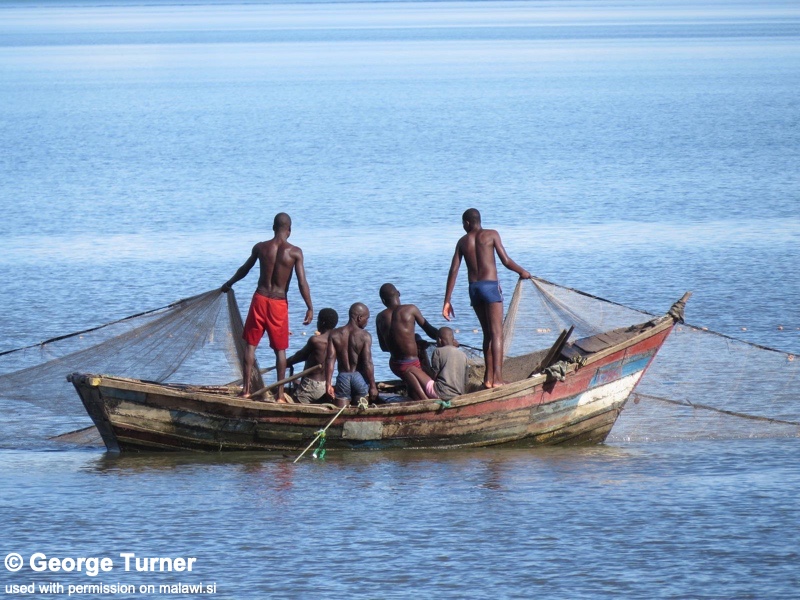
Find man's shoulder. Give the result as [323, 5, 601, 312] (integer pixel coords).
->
[375, 309, 390, 329]
[280, 240, 301, 254]
[311, 333, 329, 346]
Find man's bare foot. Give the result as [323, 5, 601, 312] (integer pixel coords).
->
[237, 390, 251, 399]
[276, 397, 290, 404]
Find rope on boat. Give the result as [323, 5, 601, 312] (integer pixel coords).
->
[633, 393, 800, 427]
[0, 291, 215, 357]
[293, 404, 348, 463]
[532, 277, 797, 356]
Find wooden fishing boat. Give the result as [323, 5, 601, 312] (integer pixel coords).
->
[68, 294, 689, 453]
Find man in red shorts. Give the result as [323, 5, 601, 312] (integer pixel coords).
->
[221, 213, 313, 401]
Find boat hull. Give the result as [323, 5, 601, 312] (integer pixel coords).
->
[69, 318, 674, 453]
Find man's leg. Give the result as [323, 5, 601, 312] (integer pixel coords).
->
[486, 301, 505, 386]
[472, 303, 493, 387]
[274, 349, 287, 402]
[408, 368, 438, 399]
[401, 370, 427, 400]
[241, 343, 257, 397]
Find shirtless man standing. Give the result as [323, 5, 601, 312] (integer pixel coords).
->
[286, 307, 338, 404]
[375, 283, 440, 400]
[442, 208, 530, 388]
[221, 213, 313, 401]
[325, 303, 379, 408]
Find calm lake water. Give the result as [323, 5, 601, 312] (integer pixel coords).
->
[1, 0, 799, 597]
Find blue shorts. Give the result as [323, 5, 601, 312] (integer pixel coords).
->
[469, 280, 503, 305]
[334, 371, 369, 401]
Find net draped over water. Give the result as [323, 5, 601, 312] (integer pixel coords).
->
[1, 281, 797, 444]
[503, 279, 799, 441]
[0, 290, 244, 419]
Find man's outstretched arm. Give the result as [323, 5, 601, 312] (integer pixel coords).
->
[414, 308, 440, 341]
[493, 233, 531, 279]
[286, 341, 312, 368]
[221, 246, 258, 292]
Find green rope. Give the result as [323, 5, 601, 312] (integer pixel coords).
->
[435, 399, 452, 409]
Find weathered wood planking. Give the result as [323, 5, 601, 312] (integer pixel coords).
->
[68, 309, 679, 453]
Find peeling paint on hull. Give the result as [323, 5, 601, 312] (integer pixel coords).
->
[70, 317, 675, 453]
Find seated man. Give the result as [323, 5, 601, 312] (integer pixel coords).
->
[430, 327, 468, 400]
[286, 308, 339, 404]
[325, 303, 379, 408]
[375, 283, 440, 400]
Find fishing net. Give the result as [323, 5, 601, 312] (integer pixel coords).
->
[503, 278, 800, 441]
[0, 290, 250, 422]
[2, 280, 797, 446]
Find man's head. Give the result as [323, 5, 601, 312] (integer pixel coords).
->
[462, 208, 481, 232]
[273, 212, 292, 235]
[317, 308, 339, 333]
[349, 303, 370, 328]
[379, 283, 400, 307]
[437, 326, 456, 347]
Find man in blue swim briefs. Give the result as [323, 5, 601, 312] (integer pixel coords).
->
[325, 302, 379, 408]
[442, 208, 531, 389]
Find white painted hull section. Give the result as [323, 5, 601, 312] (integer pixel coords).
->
[530, 371, 645, 437]
[575, 371, 644, 415]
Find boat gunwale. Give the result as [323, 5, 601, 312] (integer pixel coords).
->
[69, 314, 674, 419]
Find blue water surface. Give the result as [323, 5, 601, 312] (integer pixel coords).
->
[1, 1, 799, 597]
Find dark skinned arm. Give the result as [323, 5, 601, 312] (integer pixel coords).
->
[442, 242, 463, 321]
[221, 246, 258, 292]
[293, 248, 314, 325]
[286, 341, 312, 368]
[376, 313, 389, 352]
[413, 307, 440, 341]
[324, 336, 337, 398]
[361, 334, 379, 401]
[494, 233, 531, 279]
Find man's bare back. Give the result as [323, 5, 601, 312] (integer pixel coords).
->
[442, 208, 530, 389]
[221, 212, 313, 401]
[456, 228, 506, 283]
[300, 333, 331, 381]
[328, 326, 371, 374]
[287, 308, 339, 383]
[377, 304, 432, 360]
[376, 283, 440, 400]
[325, 303, 378, 406]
